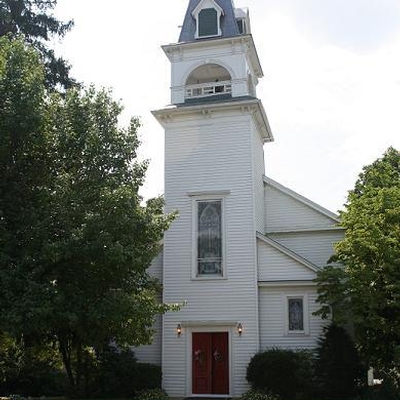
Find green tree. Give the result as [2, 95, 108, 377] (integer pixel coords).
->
[314, 324, 365, 399]
[315, 147, 400, 384]
[0, 0, 74, 89]
[0, 38, 176, 395]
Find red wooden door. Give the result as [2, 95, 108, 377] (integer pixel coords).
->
[192, 332, 229, 395]
[192, 333, 212, 394]
[212, 332, 229, 394]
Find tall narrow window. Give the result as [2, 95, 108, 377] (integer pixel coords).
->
[198, 8, 218, 37]
[237, 19, 246, 34]
[288, 298, 304, 331]
[197, 200, 222, 275]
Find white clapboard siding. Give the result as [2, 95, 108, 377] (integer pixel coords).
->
[252, 124, 266, 233]
[147, 251, 163, 281]
[162, 111, 261, 397]
[270, 230, 344, 267]
[265, 181, 338, 232]
[259, 286, 328, 349]
[257, 238, 317, 282]
[132, 314, 162, 365]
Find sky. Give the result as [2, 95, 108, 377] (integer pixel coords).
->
[53, 0, 400, 213]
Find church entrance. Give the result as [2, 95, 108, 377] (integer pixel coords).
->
[192, 332, 229, 395]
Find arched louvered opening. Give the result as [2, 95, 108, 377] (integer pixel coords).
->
[185, 64, 232, 100]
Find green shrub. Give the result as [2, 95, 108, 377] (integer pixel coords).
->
[90, 347, 162, 398]
[314, 324, 365, 400]
[240, 389, 280, 400]
[246, 348, 314, 400]
[135, 387, 169, 400]
[91, 347, 138, 397]
[0, 334, 67, 396]
[134, 362, 162, 391]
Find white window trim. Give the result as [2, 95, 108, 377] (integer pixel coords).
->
[192, 0, 224, 39]
[283, 294, 310, 335]
[190, 194, 228, 280]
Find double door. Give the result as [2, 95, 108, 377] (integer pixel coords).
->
[192, 332, 229, 395]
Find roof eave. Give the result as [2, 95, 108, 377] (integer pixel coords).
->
[263, 176, 341, 221]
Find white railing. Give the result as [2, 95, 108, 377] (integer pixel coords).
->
[186, 80, 232, 99]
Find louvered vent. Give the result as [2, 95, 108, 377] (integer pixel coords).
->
[198, 8, 218, 37]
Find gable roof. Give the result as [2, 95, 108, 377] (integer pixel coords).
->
[179, 0, 240, 43]
[264, 176, 340, 223]
[256, 232, 320, 273]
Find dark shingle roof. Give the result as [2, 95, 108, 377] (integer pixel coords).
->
[177, 95, 257, 107]
[178, 0, 240, 43]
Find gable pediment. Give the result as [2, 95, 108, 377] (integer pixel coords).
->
[192, 0, 224, 17]
[257, 233, 318, 282]
[264, 176, 340, 232]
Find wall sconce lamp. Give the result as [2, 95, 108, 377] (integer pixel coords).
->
[237, 323, 243, 336]
[176, 324, 182, 336]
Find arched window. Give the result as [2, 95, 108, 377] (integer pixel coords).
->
[197, 200, 222, 275]
[185, 64, 232, 100]
[288, 298, 304, 331]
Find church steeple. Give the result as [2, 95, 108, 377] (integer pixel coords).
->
[162, 0, 263, 107]
[151, 2, 274, 397]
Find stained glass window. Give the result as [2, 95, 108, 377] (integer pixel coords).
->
[197, 200, 222, 275]
[288, 298, 304, 331]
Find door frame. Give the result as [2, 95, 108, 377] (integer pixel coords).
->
[185, 322, 234, 398]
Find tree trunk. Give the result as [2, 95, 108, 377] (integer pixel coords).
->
[58, 333, 75, 388]
[76, 339, 82, 388]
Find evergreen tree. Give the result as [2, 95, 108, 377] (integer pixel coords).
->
[0, 0, 75, 89]
[315, 324, 365, 399]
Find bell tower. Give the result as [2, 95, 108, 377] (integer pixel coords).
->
[166, 0, 264, 105]
[152, 0, 273, 397]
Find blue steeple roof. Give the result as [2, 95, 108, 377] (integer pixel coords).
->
[178, 0, 240, 43]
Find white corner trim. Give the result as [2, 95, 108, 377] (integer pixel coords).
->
[256, 232, 321, 273]
[263, 175, 341, 222]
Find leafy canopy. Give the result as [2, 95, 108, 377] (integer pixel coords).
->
[315, 147, 400, 380]
[0, 0, 74, 89]
[0, 37, 176, 392]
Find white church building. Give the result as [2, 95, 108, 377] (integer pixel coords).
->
[135, 0, 344, 397]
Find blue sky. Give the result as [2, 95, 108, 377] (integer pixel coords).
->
[54, 0, 400, 212]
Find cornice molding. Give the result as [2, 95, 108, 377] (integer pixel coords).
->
[152, 97, 273, 143]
